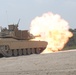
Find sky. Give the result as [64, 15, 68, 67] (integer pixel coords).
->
[0, 0, 76, 30]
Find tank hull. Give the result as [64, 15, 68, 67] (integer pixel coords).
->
[0, 39, 47, 57]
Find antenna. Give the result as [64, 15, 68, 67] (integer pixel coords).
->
[16, 19, 20, 27]
[17, 19, 20, 25]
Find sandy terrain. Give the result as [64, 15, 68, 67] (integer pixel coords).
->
[0, 49, 76, 75]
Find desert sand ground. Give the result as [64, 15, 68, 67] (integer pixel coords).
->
[0, 49, 76, 75]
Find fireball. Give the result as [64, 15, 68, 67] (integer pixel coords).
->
[30, 12, 73, 53]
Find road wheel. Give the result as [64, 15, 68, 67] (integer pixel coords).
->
[36, 48, 40, 54]
[8, 50, 12, 56]
[13, 49, 18, 56]
[23, 49, 27, 55]
[32, 48, 35, 54]
[18, 49, 22, 56]
[27, 49, 31, 55]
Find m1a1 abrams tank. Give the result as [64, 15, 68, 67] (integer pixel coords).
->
[0, 24, 47, 57]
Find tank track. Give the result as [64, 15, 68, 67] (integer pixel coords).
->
[0, 47, 46, 57]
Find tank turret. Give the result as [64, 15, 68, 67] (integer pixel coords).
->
[0, 24, 34, 40]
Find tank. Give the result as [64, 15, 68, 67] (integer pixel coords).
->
[0, 24, 47, 57]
